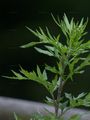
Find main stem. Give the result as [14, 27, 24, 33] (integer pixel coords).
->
[55, 59, 65, 117]
[55, 78, 64, 117]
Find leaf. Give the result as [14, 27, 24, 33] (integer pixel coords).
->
[52, 76, 59, 92]
[65, 93, 72, 100]
[75, 55, 90, 72]
[45, 96, 53, 104]
[36, 65, 47, 81]
[20, 66, 37, 81]
[46, 27, 54, 40]
[79, 18, 84, 27]
[51, 13, 61, 27]
[67, 58, 80, 80]
[14, 113, 18, 120]
[83, 93, 90, 107]
[20, 41, 43, 48]
[45, 64, 59, 74]
[63, 13, 71, 32]
[34, 47, 54, 56]
[75, 92, 86, 100]
[3, 70, 27, 80]
[45, 45, 54, 52]
[43, 69, 47, 80]
[68, 114, 81, 120]
[37, 65, 42, 77]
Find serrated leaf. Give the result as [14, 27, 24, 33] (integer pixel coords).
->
[20, 67, 38, 81]
[11, 70, 27, 80]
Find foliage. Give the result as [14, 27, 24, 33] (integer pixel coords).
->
[4, 14, 90, 120]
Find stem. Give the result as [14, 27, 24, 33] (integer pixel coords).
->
[55, 59, 66, 117]
[55, 78, 63, 117]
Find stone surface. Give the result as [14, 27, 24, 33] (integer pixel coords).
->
[0, 96, 89, 120]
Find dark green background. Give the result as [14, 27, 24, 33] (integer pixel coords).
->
[0, 0, 90, 102]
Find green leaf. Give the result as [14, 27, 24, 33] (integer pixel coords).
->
[45, 96, 54, 105]
[75, 55, 90, 72]
[79, 18, 84, 27]
[14, 113, 22, 120]
[75, 93, 86, 100]
[45, 45, 54, 52]
[67, 58, 80, 80]
[51, 13, 61, 27]
[68, 114, 81, 120]
[37, 65, 42, 77]
[35, 47, 54, 56]
[43, 69, 47, 80]
[45, 64, 59, 74]
[52, 76, 60, 92]
[65, 93, 72, 100]
[20, 66, 38, 81]
[14, 113, 18, 120]
[20, 41, 43, 48]
[46, 27, 54, 40]
[3, 70, 27, 80]
[63, 13, 71, 32]
[83, 93, 90, 107]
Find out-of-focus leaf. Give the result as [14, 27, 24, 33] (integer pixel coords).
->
[68, 114, 81, 120]
[45, 64, 59, 74]
[45, 96, 54, 105]
[65, 93, 72, 100]
[75, 93, 86, 100]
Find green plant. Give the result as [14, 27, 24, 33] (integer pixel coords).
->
[4, 14, 90, 119]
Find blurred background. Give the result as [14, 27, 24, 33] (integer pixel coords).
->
[0, 0, 90, 103]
